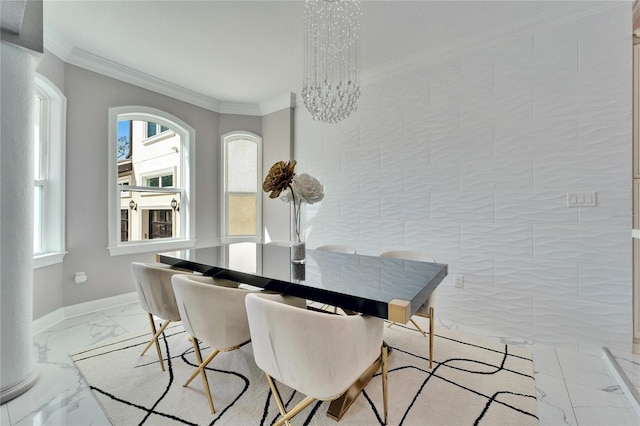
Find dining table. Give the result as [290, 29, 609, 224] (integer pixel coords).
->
[157, 242, 448, 421]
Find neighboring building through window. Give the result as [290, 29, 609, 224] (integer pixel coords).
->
[108, 107, 195, 255]
[33, 74, 67, 268]
[221, 131, 262, 242]
[120, 209, 129, 242]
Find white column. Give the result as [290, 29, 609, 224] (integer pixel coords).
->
[0, 41, 40, 403]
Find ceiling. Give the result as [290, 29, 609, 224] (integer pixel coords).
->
[43, 1, 560, 108]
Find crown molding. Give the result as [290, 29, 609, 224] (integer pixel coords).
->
[218, 102, 262, 116]
[260, 92, 296, 116]
[66, 48, 223, 112]
[43, 32, 73, 61]
[43, 35, 287, 117]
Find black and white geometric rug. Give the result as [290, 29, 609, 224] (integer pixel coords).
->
[70, 320, 538, 425]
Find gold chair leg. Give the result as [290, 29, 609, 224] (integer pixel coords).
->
[381, 344, 388, 425]
[266, 374, 315, 426]
[387, 321, 396, 328]
[428, 307, 434, 369]
[141, 313, 168, 371]
[187, 337, 216, 414]
[266, 374, 292, 426]
[409, 318, 427, 337]
[184, 348, 220, 388]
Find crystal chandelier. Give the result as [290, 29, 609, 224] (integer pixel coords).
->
[302, 0, 362, 124]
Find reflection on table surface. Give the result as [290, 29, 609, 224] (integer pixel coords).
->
[158, 242, 448, 320]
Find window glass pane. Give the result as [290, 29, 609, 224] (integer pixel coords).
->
[161, 174, 173, 187]
[228, 194, 256, 235]
[147, 122, 157, 137]
[149, 209, 172, 239]
[228, 139, 257, 192]
[33, 186, 43, 253]
[117, 120, 131, 160]
[33, 94, 42, 180]
[113, 111, 186, 251]
[120, 209, 129, 242]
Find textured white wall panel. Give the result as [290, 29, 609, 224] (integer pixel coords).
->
[577, 190, 631, 227]
[494, 115, 578, 159]
[431, 126, 494, 163]
[534, 225, 630, 267]
[380, 138, 429, 171]
[404, 164, 460, 193]
[535, 296, 630, 348]
[494, 191, 577, 224]
[359, 219, 404, 255]
[494, 257, 578, 299]
[381, 192, 429, 222]
[534, 153, 625, 190]
[294, 3, 632, 350]
[430, 192, 494, 223]
[578, 263, 632, 306]
[403, 221, 460, 259]
[461, 157, 534, 191]
[461, 287, 534, 329]
[579, 107, 631, 155]
[461, 224, 534, 258]
[444, 254, 495, 287]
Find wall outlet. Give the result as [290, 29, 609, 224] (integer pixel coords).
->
[566, 191, 597, 207]
[454, 275, 464, 288]
[74, 272, 87, 284]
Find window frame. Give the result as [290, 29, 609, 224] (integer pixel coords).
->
[221, 131, 263, 243]
[108, 106, 195, 255]
[33, 74, 67, 269]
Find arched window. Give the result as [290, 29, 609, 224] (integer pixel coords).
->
[108, 106, 195, 255]
[221, 131, 262, 242]
[33, 74, 67, 268]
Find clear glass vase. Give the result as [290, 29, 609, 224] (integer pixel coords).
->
[291, 198, 305, 263]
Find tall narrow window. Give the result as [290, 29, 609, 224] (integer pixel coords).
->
[221, 132, 262, 242]
[33, 74, 67, 268]
[108, 106, 195, 255]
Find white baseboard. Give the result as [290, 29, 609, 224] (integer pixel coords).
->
[33, 309, 65, 336]
[32, 292, 139, 336]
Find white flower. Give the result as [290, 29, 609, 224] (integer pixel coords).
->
[292, 173, 324, 204]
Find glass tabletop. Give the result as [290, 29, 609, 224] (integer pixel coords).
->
[158, 242, 448, 320]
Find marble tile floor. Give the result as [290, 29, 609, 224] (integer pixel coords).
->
[1, 302, 639, 426]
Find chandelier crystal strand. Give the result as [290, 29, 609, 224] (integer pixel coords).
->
[302, 0, 361, 123]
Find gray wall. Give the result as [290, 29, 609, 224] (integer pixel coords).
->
[33, 50, 66, 319]
[32, 61, 221, 309]
[219, 114, 261, 136]
[32, 53, 295, 318]
[262, 108, 294, 243]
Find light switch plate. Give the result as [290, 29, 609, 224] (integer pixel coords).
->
[567, 192, 597, 207]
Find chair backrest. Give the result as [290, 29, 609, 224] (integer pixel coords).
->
[315, 244, 357, 254]
[379, 250, 437, 310]
[172, 274, 252, 350]
[379, 250, 435, 263]
[245, 293, 383, 401]
[131, 262, 194, 321]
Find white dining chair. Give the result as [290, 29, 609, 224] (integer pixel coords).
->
[171, 274, 304, 414]
[379, 250, 437, 369]
[245, 292, 388, 425]
[315, 244, 357, 254]
[130, 262, 200, 371]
